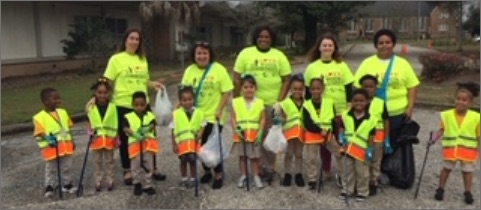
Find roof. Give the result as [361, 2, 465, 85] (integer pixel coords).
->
[357, 1, 436, 18]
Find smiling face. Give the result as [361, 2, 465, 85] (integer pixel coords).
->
[180, 91, 194, 110]
[242, 81, 256, 99]
[44, 91, 61, 111]
[319, 38, 335, 58]
[256, 30, 272, 50]
[361, 79, 377, 99]
[309, 80, 324, 101]
[125, 31, 140, 54]
[94, 84, 110, 105]
[290, 80, 305, 100]
[194, 46, 210, 68]
[376, 35, 394, 58]
[351, 93, 368, 112]
[455, 90, 473, 113]
[132, 97, 147, 114]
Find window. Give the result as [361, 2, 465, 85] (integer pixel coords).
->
[438, 24, 449, 31]
[439, 11, 450, 19]
[418, 17, 427, 30]
[400, 18, 407, 31]
[105, 18, 128, 40]
[348, 20, 356, 31]
[383, 18, 392, 29]
[365, 18, 373, 31]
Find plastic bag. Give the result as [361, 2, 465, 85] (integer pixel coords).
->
[263, 125, 287, 154]
[381, 142, 416, 189]
[153, 87, 173, 127]
[198, 123, 229, 168]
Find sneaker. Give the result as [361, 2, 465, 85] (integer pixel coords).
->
[356, 195, 367, 202]
[179, 179, 191, 189]
[133, 183, 142, 196]
[369, 184, 377, 196]
[212, 178, 223, 189]
[200, 173, 213, 184]
[107, 182, 114, 191]
[338, 193, 348, 200]
[95, 183, 102, 192]
[62, 183, 77, 193]
[295, 173, 305, 187]
[124, 171, 133, 186]
[434, 188, 444, 201]
[335, 173, 343, 188]
[308, 181, 316, 190]
[44, 185, 54, 198]
[237, 175, 246, 188]
[282, 173, 292, 186]
[143, 187, 156, 195]
[464, 191, 474, 205]
[152, 173, 167, 181]
[254, 176, 263, 189]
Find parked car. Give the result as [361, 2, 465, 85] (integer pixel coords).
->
[473, 36, 480, 43]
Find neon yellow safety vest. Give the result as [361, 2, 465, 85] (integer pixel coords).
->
[173, 108, 204, 144]
[341, 111, 378, 161]
[87, 103, 118, 138]
[302, 98, 334, 131]
[441, 109, 480, 162]
[125, 111, 156, 144]
[280, 98, 303, 130]
[33, 109, 73, 147]
[369, 97, 385, 131]
[232, 97, 264, 130]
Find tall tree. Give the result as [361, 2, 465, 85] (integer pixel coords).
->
[463, 3, 480, 37]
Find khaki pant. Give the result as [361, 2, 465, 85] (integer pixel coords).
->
[45, 155, 73, 187]
[92, 149, 114, 185]
[343, 156, 370, 197]
[131, 152, 154, 188]
[260, 105, 276, 173]
[306, 140, 343, 182]
[369, 143, 383, 185]
[284, 138, 304, 174]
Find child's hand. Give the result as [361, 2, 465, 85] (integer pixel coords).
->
[321, 130, 327, 138]
[254, 130, 264, 145]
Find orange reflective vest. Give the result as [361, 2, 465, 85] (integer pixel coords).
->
[303, 98, 334, 144]
[125, 111, 159, 159]
[87, 103, 118, 150]
[441, 109, 480, 162]
[341, 111, 378, 162]
[172, 108, 204, 156]
[33, 109, 74, 161]
[232, 97, 264, 143]
[368, 97, 386, 143]
[280, 98, 304, 141]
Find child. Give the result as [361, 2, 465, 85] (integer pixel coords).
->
[359, 74, 391, 196]
[429, 82, 480, 205]
[169, 86, 206, 189]
[302, 77, 339, 190]
[86, 77, 118, 192]
[231, 74, 266, 189]
[33, 88, 77, 198]
[338, 88, 378, 202]
[123, 91, 159, 196]
[280, 73, 306, 187]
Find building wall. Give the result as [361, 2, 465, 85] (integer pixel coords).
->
[429, 6, 458, 39]
[1, 2, 37, 60]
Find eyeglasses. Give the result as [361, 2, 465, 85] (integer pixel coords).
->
[194, 41, 209, 46]
[98, 77, 108, 82]
[178, 84, 193, 91]
[240, 73, 253, 79]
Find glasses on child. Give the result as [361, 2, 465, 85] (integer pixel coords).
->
[194, 41, 209, 47]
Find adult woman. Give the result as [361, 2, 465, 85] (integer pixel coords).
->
[86, 29, 167, 185]
[233, 25, 291, 183]
[354, 29, 419, 150]
[180, 41, 233, 189]
[303, 33, 354, 186]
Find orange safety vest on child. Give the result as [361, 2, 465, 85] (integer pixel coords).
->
[87, 103, 118, 150]
[172, 108, 204, 156]
[232, 97, 264, 142]
[125, 111, 159, 159]
[280, 97, 304, 141]
[33, 109, 74, 161]
[440, 109, 480, 162]
[302, 98, 335, 144]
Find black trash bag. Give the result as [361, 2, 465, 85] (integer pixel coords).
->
[381, 142, 416, 189]
[396, 120, 420, 145]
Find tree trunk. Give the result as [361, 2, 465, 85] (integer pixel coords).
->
[302, 8, 318, 53]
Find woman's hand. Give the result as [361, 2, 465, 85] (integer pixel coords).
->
[405, 107, 414, 121]
[149, 80, 165, 91]
[85, 96, 96, 113]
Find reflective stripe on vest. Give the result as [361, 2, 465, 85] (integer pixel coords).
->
[302, 98, 334, 131]
[232, 97, 264, 142]
[33, 109, 73, 160]
[280, 98, 304, 141]
[173, 108, 204, 146]
[441, 109, 480, 162]
[87, 103, 118, 150]
[125, 112, 156, 145]
[341, 111, 378, 161]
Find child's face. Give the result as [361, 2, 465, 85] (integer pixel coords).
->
[44, 91, 61, 110]
[309, 80, 324, 100]
[455, 91, 472, 112]
[361, 79, 377, 98]
[351, 93, 368, 112]
[290, 81, 304, 100]
[242, 81, 256, 99]
[180, 92, 194, 109]
[132, 98, 147, 114]
[95, 84, 109, 104]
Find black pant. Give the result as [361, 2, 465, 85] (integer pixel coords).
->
[200, 123, 224, 174]
[116, 105, 158, 171]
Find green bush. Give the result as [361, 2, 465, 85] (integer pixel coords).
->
[418, 52, 466, 83]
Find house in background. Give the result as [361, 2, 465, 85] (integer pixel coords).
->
[338, 1, 458, 41]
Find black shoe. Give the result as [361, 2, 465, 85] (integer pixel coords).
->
[464, 191, 474, 205]
[124, 171, 133, 186]
[44, 185, 54, 198]
[200, 173, 213, 184]
[295, 173, 305, 187]
[265, 171, 274, 184]
[308, 181, 316, 190]
[143, 187, 156, 195]
[369, 184, 377, 196]
[282, 173, 292, 186]
[212, 178, 223, 189]
[134, 183, 142, 196]
[152, 173, 167, 181]
[434, 188, 444, 201]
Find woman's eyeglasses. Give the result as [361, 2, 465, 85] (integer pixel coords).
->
[98, 77, 108, 82]
[195, 41, 209, 46]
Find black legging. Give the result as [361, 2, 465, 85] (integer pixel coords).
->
[200, 123, 224, 174]
[116, 105, 158, 171]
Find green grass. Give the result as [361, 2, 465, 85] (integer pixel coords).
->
[417, 82, 480, 109]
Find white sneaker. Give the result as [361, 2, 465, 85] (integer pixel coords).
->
[254, 176, 263, 189]
[44, 186, 54, 198]
[237, 175, 246, 188]
[62, 183, 77, 193]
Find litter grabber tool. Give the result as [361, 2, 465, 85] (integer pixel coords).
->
[138, 115, 150, 173]
[194, 137, 199, 197]
[48, 132, 63, 199]
[77, 128, 97, 197]
[338, 131, 350, 208]
[317, 130, 331, 194]
[237, 126, 250, 191]
[216, 119, 225, 180]
[414, 131, 433, 199]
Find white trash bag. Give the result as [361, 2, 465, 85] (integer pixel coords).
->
[153, 86, 173, 127]
[198, 123, 229, 168]
[263, 125, 288, 154]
